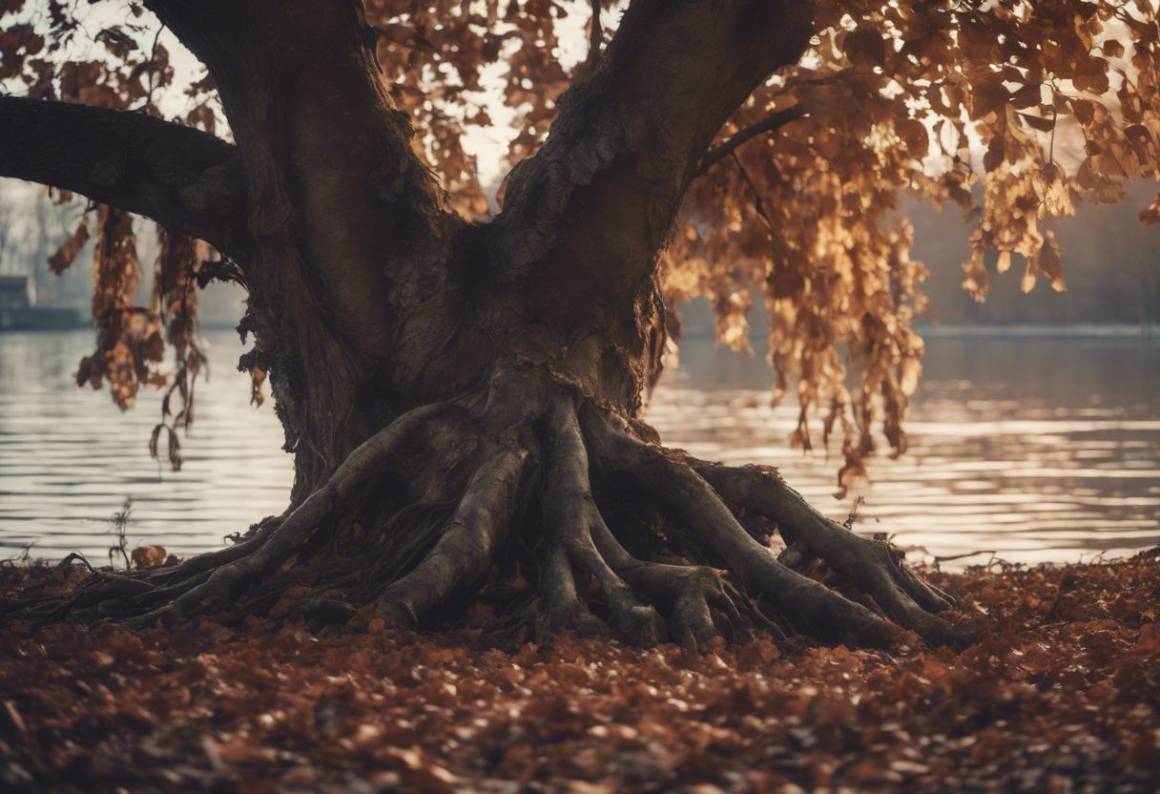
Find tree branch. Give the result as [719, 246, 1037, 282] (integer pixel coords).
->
[729, 151, 775, 234]
[694, 106, 805, 178]
[587, 0, 603, 64]
[0, 97, 248, 256]
[492, 0, 814, 300]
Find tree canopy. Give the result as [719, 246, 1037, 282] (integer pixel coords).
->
[2, 0, 1158, 487]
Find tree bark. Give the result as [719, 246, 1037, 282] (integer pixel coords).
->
[491, 0, 816, 412]
[0, 97, 247, 255]
[147, 0, 464, 498]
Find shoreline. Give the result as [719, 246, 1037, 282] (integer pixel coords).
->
[4, 322, 1159, 339]
[674, 322, 1160, 342]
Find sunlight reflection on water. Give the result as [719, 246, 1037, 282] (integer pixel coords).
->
[1, 330, 1157, 568]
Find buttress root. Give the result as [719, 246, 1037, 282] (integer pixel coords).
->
[3, 369, 968, 651]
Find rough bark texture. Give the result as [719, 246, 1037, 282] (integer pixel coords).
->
[0, 0, 967, 648]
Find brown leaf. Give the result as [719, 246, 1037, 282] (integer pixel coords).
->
[48, 218, 90, 275]
[131, 545, 167, 569]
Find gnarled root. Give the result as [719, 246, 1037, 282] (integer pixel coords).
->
[4, 368, 966, 650]
[361, 365, 545, 629]
[537, 395, 772, 649]
[538, 397, 659, 645]
[691, 460, 966, 645]
[368, 443, 529, 628]
[581, 406, 968, 647]
[580, 405, 897, 647]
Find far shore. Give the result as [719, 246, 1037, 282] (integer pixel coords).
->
[2, 319, 1158, 339]
[672, 322, 1160, 342]
[915, 323, 1160, 338]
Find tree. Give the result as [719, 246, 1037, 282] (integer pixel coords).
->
[1, 0, 1157, 649]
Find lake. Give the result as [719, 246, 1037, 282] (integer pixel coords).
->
[1, 329, 1158, 568]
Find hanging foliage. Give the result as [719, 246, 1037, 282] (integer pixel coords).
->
[1, 0, 1158, 484]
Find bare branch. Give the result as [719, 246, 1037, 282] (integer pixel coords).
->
[0, 97, 249, 257]
[695, 106, 805, 177]
[730, 152, 775, 233]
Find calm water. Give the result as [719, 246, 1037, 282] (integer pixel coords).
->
[1, 330, 1158, 567]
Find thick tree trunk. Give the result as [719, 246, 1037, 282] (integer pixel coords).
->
[145, 0, 457, 499]
[1, 0, 968, 648]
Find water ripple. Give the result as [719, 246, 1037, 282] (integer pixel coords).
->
[1, 330, 1158, 568]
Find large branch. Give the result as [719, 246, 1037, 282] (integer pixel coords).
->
[0, 97, 248, 256]
[492, 0, 815, 298]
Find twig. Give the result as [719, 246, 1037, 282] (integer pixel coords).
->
[56, 552, 94, 571]
[729, 151, 775, 233]
[934, 549, 997, 563]
[843, 496, 866, 530]
[109, 497, 133, 570]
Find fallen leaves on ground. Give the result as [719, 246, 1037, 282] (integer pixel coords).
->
[0, 556, 1158, 792]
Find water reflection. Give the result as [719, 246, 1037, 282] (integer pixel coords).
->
[1, 330, 1157, 567]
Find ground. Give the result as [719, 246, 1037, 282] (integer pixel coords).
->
[1, 554, 1158, 793]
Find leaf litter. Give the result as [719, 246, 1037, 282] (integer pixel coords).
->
[0, 552, 1157, 792]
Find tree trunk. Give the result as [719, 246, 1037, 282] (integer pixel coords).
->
[1, 0, 967, 649]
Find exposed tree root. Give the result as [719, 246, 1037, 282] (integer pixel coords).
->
[359, 367, 558, 630]
[369, 441, 530, 629]
[2, 368, 967, 651]
[688, 459, 968, 646]
[538, 396, 664, 645]
[581, 404, 901, 647]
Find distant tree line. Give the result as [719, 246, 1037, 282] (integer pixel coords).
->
[913, 179, 1160, 327]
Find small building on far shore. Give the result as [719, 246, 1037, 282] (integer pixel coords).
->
[0, 274, 32, 311]
[0, 273, 83, 330]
